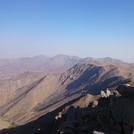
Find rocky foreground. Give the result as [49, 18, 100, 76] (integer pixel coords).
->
[36, 85, 134, 134]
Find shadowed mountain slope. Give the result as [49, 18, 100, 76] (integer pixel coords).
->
[0, 60, 134, 128]
[36, 85, 134, 134]
[1, 85, 134, 134]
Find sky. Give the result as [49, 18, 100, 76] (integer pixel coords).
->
[0, 0, 134, 62]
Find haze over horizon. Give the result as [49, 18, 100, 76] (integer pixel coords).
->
[0, 0, 134, 62]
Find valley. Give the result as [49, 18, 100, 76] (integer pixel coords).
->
[0, 55, 134, 134]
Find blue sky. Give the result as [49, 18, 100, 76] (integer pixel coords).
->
[0, 0, 134, 62]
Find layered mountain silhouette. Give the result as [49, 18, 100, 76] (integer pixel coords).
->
[0, 55, 134, 133]
[0, 55, 81, 78]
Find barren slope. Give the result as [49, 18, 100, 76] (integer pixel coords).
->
[0, 60, 134, 127]
[1, 85, 134, 134]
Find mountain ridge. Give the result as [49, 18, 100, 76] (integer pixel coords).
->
[0, 55, 134, 131]
[0, 55, 133, 78]
[0, 60, 133, 127]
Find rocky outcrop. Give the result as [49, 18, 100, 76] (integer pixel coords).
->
[36, 85, 134, 134]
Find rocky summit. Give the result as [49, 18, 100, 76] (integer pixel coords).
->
[36, 85, 134, 134]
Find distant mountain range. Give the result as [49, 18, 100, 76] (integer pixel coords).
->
[0, 54, 131, 78]
[0, 55, 82, 78]
[0, 55, 134, 132]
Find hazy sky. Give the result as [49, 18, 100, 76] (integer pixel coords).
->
[0, 0, 134, 62]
